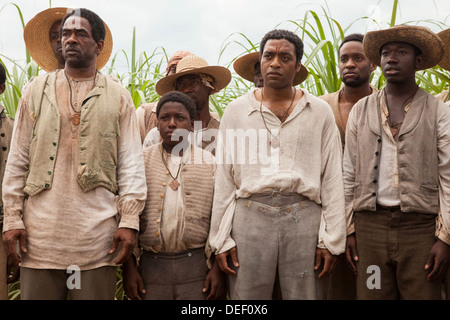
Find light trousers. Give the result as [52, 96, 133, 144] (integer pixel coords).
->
[228, 191, 325, 300]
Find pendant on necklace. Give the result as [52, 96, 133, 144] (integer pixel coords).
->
[270, 137, 280, 149]
[71, 113, 81, 125]
[169, 179, 180, 191]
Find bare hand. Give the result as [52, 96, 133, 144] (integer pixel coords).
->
[109, 228, 137, 265]
[121, 256, 146, 300]
[216, 247, 239, 276]
[345, 233, 359, 275]
[2, 229, 27, 283]
[314, 248, 338, 278]
[203, 259, 226, 300]
[425, 239, 450, 281]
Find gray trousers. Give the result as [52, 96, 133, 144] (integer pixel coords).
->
[20, 266, 117, 300]
[138, 247, 208, 300]
[228, 191, 325, 300]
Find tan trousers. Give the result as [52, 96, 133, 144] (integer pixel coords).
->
[20, 266, 117, 300]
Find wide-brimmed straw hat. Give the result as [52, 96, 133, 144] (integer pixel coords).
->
[24, 7, 113, 72]
[362, 25, 444, 70]
[438, 28, 450, 71]
[233, 51, 309, 86]
[155, 55, 232, 96]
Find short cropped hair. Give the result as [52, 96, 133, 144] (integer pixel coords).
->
[156, 91, 196, 121]
[338, 33, 364, 55]
[260, 29, 304, 63]
[61, 8, 106, 43]
[0, 63, 6, 85]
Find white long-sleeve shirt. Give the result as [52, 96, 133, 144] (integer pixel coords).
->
[208, 88, 346, 256]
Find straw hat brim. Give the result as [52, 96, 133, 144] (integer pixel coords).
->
[233, 51, 308, 86]
[363, 25, 444, 70]
[438, 29, 450, 71]
[24, 7, 113, 72]
[156, 65, 232, 96]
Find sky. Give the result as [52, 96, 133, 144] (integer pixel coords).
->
[0, 0, 449, 74]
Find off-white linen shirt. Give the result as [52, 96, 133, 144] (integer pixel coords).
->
[2, 70, 147, 270]
[208, 88, 346, 256]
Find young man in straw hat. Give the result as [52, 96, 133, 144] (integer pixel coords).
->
[436, 28, 449, 105]
[143, 54, 231, 155]
[136, 50, 193, 142]
[0, 62, 14, 300]
[2, 8, 146, 300]
[343, 25, 449, 299]
[320, 33, 377, 300]
[209, 29, 346, 300]
[23, 7, 113, 73]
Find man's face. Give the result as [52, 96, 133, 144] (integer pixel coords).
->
[253, 62, 264, 88]
[339, 41, 374, 88]
[380, 41, 422, 83]
[157, 101, 193, 149]
[174, 74, 211, 111]
[49, 20, 65, 67]
[260, 39, 301, 89]
[61, 15, 103, 69]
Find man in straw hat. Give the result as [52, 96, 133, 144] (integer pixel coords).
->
[143, 54, 231, 155]
[136, 50, 193, 142]
[233, 50, 309, 89]
[23, 7, 113, 73]
[437, 28, 449, 105]
[209, 29, 346, 299]
[320, 33, 377, 301]
[0, 62, 14, 300]
[343, 25, 449, 299]
[2, 8, 146, 300]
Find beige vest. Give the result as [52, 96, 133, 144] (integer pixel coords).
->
[139, 143, 215, 248]
[25, 71, 122, 196]
[351, 88, 441, 214]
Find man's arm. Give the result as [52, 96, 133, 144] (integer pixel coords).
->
[110, 92, 147, 264]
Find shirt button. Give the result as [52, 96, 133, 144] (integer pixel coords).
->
[258, 206, 264, 212]
[160, 193, 165, 198]
[155, 231, 160, 236]
[162, 182, 167, 186]
[286, 208, 292, 213]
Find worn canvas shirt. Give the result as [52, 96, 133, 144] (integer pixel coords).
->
[208, 88, 346, 256]
[2, 71, 147, 270]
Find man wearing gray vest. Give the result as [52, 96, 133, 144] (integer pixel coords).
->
[1, 8, 146, 300]
[343, 25, 449, 299]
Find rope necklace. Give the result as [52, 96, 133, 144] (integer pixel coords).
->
[259, 87, 296, 148]
[64, 70, 98, 125]
[160, 143, 183, 191]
